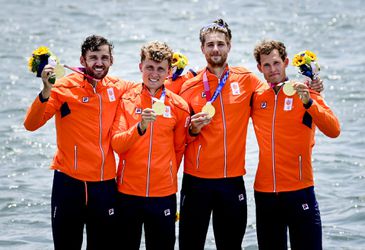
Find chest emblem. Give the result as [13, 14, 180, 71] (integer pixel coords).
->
[230, 82, 240, 95]
[107, 88, 116, 102]
[284, 97, 293, 111]
[260, 101, 267, 109]
[82, 97, 89, 103]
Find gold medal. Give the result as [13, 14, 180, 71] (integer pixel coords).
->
[283, 81, 296, 96]
[54, 63, 65, 78]
[152, 101, 165, 115]
[202, 102, 215, 118]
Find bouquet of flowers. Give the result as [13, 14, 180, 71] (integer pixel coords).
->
[292, 50, 320, 80]
[28, 46, 64, 84]
[171, 52, 189, 80]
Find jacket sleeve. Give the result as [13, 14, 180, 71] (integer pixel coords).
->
[23, 91, 59, 131]
[307, 91, 341, 138]
[173, 105, 190, 170]
[111, 100, 141, 154]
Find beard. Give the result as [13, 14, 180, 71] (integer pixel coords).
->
[205, 53, 228, 68]
[84, 65, 109, 80]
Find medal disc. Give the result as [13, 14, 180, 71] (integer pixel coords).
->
[54, 64, 65, 78]
[152, 101, 165, 115]
[283, 81, 296, 96]
[202, 102, 215, 118]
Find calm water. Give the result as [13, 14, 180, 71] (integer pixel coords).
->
[0, 0, 364, 249]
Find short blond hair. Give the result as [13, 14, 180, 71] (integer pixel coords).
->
[140, 41, 173, 67]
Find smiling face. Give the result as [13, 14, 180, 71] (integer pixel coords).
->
[201, 31, 231, 68]
[80, 44, 113, 80]
[257, 49, 288, 84]
[139, 58, 170, 94]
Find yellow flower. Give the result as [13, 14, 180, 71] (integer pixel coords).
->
[32, 46, 50, 56]
[292, 50, 317, 67]
[28, 57, 34, 72]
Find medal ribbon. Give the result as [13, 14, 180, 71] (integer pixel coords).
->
[203, 70, 230, 103]
[269, 77, 289, 88]
[151, 87, 166, 103]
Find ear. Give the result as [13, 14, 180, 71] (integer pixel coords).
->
[257, 64, 263, 73]
[284, 57, 289, 68]
[139, 62, 143, 72]
[110, 55, 114, 66]
[80, 56, 86, 67]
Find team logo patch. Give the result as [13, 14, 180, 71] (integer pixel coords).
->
[201, 92, 206, 98]
[82, 97, 89, 103]
[260, 101, 267, 109]
[108, 208, 115, 215]
[230, 82, 240, 95]
[107, 88, 116, 102]
[284, 97, 293, 111]
[164, 209, 171, 216]
[163, 106, 172, 118]
[238, 194, 245, 201]
[302, 203, 309, 210]
[135, 107, 142, 114]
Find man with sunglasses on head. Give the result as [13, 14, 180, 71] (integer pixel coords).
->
[177, 19, 265, 250]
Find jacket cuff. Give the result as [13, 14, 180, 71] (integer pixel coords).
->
[38, 92, 49, 103]
[137, 122, 147, 136]
[303, 98, 313, 109]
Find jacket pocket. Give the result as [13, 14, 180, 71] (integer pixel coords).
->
[73, 145, 78, 171]
[119, 159, 126, 184]
[196, 144, 202, 170]
[298, 155, 302, 181]
[169, 160, 173, 184]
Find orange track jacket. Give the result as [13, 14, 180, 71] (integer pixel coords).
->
[251, 86, 340, 192]
[179, 66, 264, 179]
[24, 73, 134, 181]
[111, 84, 190, 197]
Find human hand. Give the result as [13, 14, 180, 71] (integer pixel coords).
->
[140, 108, 157, 131]
[310, 77, 324, 93]
[189, 112, 212, 135]
[293, 82, 311, 104]
[40, 64, 56, 99]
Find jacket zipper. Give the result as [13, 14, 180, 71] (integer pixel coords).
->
[146, 99, 154, 197]
[219, 92, 228, 178]
[74, 145, 78, 170]
[298, 155, 303, 180]
[93, 86, 105, 181]
[271, 92, 278, 192]
[120, 159, 126, 184]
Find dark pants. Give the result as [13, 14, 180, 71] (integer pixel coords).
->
[255, 186, 322, 250]
[51, 170, 118, 250]
[179, 173, 247, 250]
[116, 192, 177, 250]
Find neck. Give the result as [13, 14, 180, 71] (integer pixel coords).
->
[144, 84, 163, 96]
[207, 63, 227, 79]
[87, 78, 98, 88]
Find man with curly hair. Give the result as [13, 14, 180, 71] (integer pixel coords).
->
[252, 39, 340, 250]
[24, 35, 134, 250]
[111, 41, 190, 250]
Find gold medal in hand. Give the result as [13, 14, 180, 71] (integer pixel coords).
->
[202, 102, 215, 118]
[152, 101, 165, 115]
[283, 81, 296, 96]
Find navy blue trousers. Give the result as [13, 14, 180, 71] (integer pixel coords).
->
[51, 171, 118, 250]
[255, 186, 322, 250]
[179, 174, 247, 250]
[116, 192, 177, 250]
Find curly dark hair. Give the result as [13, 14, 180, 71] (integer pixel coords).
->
[199, 19, 232, 45]
[253, 40, 287, 65]
[81, 35, 114, 57]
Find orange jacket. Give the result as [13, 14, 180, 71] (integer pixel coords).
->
[111, 84, 190, 197]
[164, 70, 197, 94]
[251, 86, 341, 192]
[24, 73, 135, 181]
[180, 66, 264, 178]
